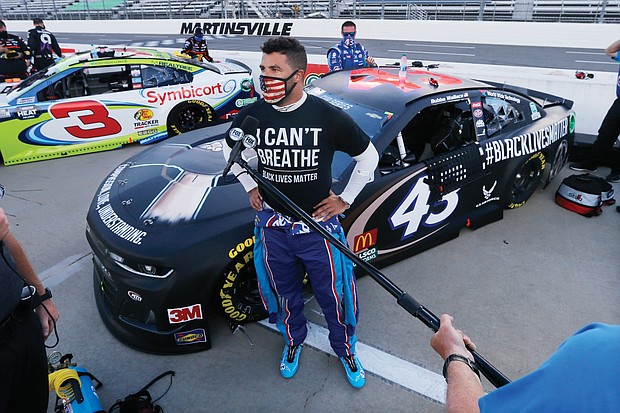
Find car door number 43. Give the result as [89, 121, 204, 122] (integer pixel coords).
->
[50, 100, 122, 139]
[390, 178, 459, 238]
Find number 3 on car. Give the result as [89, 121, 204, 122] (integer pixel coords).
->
[0, 46, 257, 165]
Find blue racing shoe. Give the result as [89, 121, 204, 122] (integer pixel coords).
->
[340, 354, 366, 388]
[280, 344, 302, 379]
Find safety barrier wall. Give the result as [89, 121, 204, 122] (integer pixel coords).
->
[6, 19, 617, 135]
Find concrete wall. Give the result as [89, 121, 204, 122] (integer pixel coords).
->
[6, 19, 616, 135]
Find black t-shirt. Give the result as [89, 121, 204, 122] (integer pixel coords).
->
[226, 95, 369, 214]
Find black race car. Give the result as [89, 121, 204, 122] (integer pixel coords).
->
[86, 67, 575, 354]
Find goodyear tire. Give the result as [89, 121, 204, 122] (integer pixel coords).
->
[218, 237, 267, 324]
[167, 100, 215, 136]
[504, 152, 546, 209]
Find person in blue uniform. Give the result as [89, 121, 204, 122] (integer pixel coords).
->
[431, 314, 620, 413]
[223, 37, 378, 388]
[327, 21, 376, 72]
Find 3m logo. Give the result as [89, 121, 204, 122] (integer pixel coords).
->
[353, 228, 378, 253]
[167, 304, 203, 324]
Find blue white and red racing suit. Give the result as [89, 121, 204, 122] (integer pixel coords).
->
[327, 40, 370, 72]
[254, 210, 358, 357]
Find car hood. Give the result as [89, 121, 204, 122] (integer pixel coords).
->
[97, 129, 253, 230]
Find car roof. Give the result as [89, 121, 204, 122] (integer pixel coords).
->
[310, 67, 491, 113]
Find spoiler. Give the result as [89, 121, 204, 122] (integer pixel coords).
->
[478, 79, 574, 110]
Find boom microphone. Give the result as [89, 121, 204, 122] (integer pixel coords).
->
[222, 116, 259, 177]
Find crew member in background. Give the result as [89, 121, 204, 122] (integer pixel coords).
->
[0, 206, 60, 413]
[27, 18, 63, 72]
[0, 20, 31, 80]
[327, 20, 376, 72]
[181, 27, 213, 62]
[570, 39, 620, 183]
[223, 37, 379, 388]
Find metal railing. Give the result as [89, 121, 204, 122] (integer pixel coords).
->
[1, 0, 618, 23]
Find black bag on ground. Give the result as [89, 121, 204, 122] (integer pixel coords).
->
[555, 173, 615, 217]
[109, 370, 175, 413]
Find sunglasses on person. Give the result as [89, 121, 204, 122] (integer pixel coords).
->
[342, 31, 356, 37]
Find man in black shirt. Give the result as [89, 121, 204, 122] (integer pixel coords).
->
[0, 20, 31, 80]
[223, 37, 378, 388]
[27, 18, 63, 72]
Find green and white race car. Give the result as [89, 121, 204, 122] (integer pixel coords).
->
[0, 46, 257, 165]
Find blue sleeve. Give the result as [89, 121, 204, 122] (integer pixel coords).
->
[327, 47, 342, 72]
[479, 323, 620, 413]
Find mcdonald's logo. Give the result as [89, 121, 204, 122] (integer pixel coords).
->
[353, 228, 378, 253]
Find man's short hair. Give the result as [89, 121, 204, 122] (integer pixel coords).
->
[33, 18, 44, 25]
[0, 20, 5, 29]
[261, 37, 307, 72]
[341, 21, 356, 31]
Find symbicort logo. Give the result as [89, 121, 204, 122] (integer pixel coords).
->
[144, 80, 237, 105]
[353, 228, 378, 253]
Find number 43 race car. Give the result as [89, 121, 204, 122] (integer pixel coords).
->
[0, 46, 257, 165]
[86, 66, 575, 354]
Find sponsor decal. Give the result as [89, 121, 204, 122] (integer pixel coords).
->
[530, 102, 541, 120]
[180, 22, 293, 36]
[131, 69, 141, 77]
[95, 164, 148, 245]
[168, 303, 203, 324]
[16, 97, 35, 104]
[353, 228, 378, 253]
[430, 92, 469, 105]
[0, 108, 10, 118]
[174, 328, 207, 345]
[127, 291, 143, 302]
[475, 181, 500, 207]
[473, 109, 483, 118]
[240, 78, 253, 92]
[485, 90, 521, 104]
[134, 109, 154, 121]
[471, 101, 482, 108]
[483, 117, 569, 166]
[134, 119, 160, 129]
[144, 81, 236, 105]
[235, 97, 258, 108]
[569, 113, 576, 133]
[137, 129, 158, 137]
[475, 119, 485, 128]
[16, 105, 38, 120]
[353, 228, 379, 262]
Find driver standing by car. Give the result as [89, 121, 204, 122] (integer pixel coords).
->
[0, 20, 31, 81]
[223, 37, 378, 388]
[181, 27, 214, 63]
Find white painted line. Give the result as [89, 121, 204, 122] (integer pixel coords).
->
[565, 51, 604, 55]
[574, 60, 618, 65]
[304, 45, 324, 49]
[405, 43, 475, 49]
[39, 253, 92, 289]
[388, 49, 475, 57]
[259, 319, 447, 403]
[145, 41, 160, 47]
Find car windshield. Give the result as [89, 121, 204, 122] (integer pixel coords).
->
[305, 84, 392, 180]
[5, 67, 53, 97]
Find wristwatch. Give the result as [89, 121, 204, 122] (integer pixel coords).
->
[442, 354, 480, 382]
[39, 288, 52, 302]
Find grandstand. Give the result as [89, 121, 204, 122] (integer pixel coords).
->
[0, 0, 618, 22]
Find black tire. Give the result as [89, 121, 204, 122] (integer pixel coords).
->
[504, 152, 546, 209]
[218, 240, 267, 324]
[167, 100, 215, 136]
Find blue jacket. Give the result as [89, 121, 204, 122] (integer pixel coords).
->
[327, 41, 369, 72]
